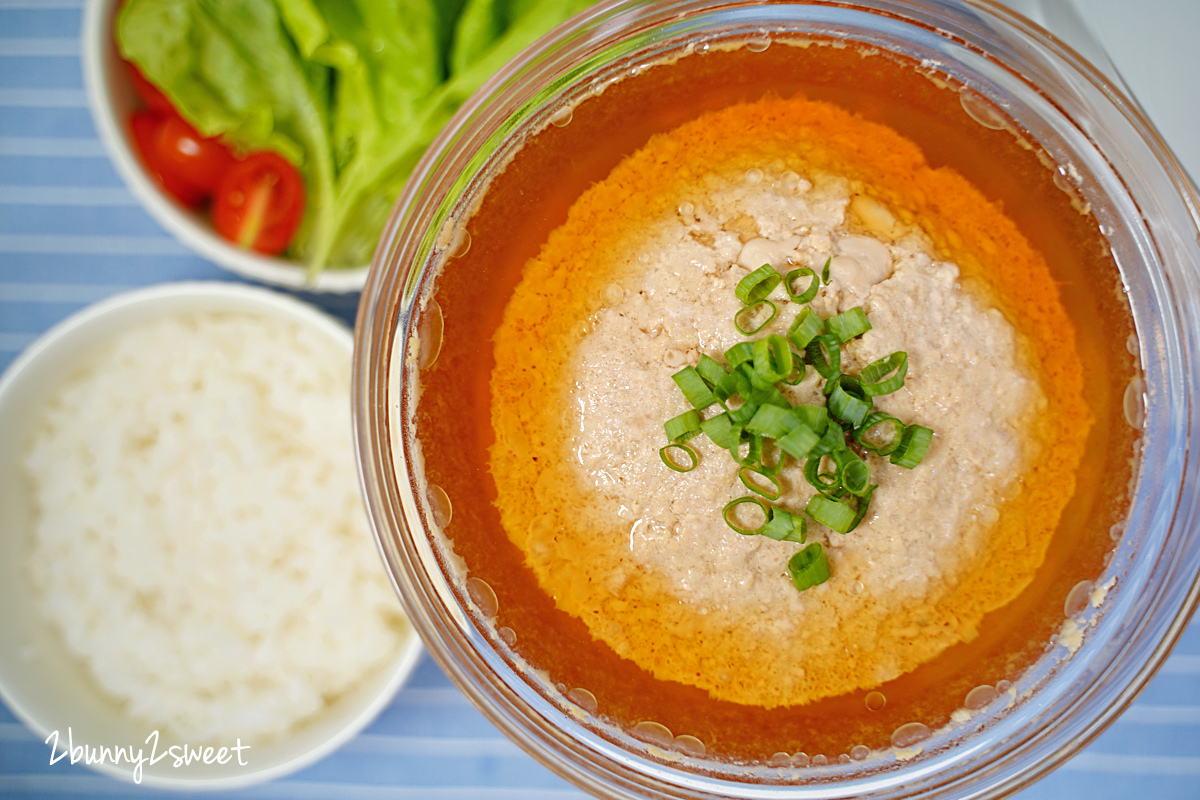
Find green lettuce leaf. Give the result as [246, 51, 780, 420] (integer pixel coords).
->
[117, 0, 336, 265]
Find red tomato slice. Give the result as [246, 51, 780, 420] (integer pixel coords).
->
[153, 112, 237, 195]
[130, 111, 206, 208]
[126, 61, 173, 114]
[212, 152, 305, 255]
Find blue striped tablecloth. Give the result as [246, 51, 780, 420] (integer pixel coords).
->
[2, 2, 1199, 798]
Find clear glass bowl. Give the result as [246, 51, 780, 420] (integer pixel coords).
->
[353, 2, 1200, 797]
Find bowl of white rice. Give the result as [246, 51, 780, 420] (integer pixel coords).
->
[0, 281, 422, 789]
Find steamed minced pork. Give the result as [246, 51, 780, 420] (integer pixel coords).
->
[489, 94, 1087, 708]
[25, 312, 407, 742]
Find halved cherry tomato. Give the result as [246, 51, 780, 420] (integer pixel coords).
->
[153, 112, 237, 196]
[130, 109, 237, 208]
[126, 61, 173, 114]
[212, 152, 305, 255]
[130, 110, 206, 208]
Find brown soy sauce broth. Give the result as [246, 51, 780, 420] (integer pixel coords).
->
[411, 37, 1136, 769]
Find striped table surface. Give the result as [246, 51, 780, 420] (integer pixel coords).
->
[2, 2, 1199, 799]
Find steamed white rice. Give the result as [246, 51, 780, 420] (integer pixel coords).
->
[24, 311, 407, 743]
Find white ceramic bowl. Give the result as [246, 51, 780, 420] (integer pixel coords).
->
[0, 282, 422, 789]
[81, 0, 369, 293]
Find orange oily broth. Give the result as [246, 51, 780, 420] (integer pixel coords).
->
[412, 42, 1135, 763]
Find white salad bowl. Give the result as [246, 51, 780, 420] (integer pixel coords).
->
[81, 0, 370, 293]
[0, 282, 422, 789]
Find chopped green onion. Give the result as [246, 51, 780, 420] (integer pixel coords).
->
[727, 399, 760, 426]
[890, 424, 933, 468]
[826, 307, 872, 343]
[788, 542, 831, 590]
[664, 409, 701, 443]
[753, 334, 793, 384]
[803, 455, 842, 495]
[778, 423, 821, 460]
[808, 419, 846, 458]
[785, 267, 820, 304]
[712, 370, 738, 403]
[854, 411, 905, 456]
[787, 307, 824, 350]
[805, 333, 842, 380]
[736, 264, 783, 304]
[730, 433, 763, 467]
[671, 366, 716, 409]
[860, 351, 908, 397]
[782, 353, 806, 385]
[849, 484, 878, 530]
[806, 493, 858, 534]
[724, 342, 755, 371]
[821, 257, 832, 284]
[746, 403, 796, 439]
[790, 404, 829, 433]
[723, 496, 770, 535]
[827, 375, 872, 428]
[735, 299, 777, 335]
[762, 507, 807, 543]
[700, 412, 743, 449]
[660, 443, 698, 472]
[831, 447, 871, 496]
[739, 466, 782, 500]
[746, 374, 790, 408]
[696, 353, 729, 387]
[758, 439, 785, 475]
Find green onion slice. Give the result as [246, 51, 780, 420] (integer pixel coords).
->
[788, 542, 831, 591]
[746, 403, 796, 440]
[735, 299, 777, 335]
[758, 438, 785, 476]
[730, 433, 763, 467]
[724, 342, 755, 371]
[860, 351, 908, 397]
[831, 447, 872, 496]
[803, 455, 841, 495]
[739, 466, 782, 500]
[727, 399, 760, 427]
[762, 507, 807, 543]
[808, 420, 846, 458]
[671, 366, 716, 409]
[746, 375, 790, 408]
[775, 423, 818, 460]
[827, 375, 872, 428]
[664, 409, 702, 443]
[700, 412, 743, 449]
[753, 334, 793, 384]
[787, 307, 824, 350]
[790, 404, 829, 433]
[890, 424, 934, 468]
[806, 493, 859, 534]
[854, 411, 904, 456]
[805, 333, 842, 380]
[736, 264, 783, 304]
[821, 257, 832, 284]
[723, 496, 770, 535]
[785, 267, 820, 304]
[826, 307, 872, 343]
[712, 370, 738, 403]
[850, 484, 878, 530]
[696, 353, 729, 387]
[782, 353, 806, 386]
[660, 443, 698, 472]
